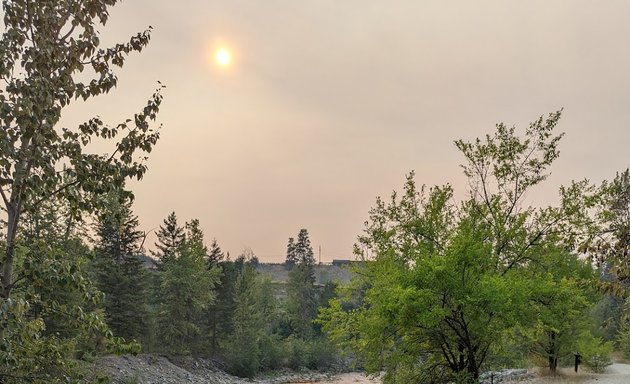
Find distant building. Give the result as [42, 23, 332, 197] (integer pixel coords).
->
[331, 259, 352, 267]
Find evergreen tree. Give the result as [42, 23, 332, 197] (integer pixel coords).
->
[295, 229, 315, 265]
[153, 212, 185, 263]
[226, 263, 263, 377]
[208, 259, 239, 354]
[207, 238, 225, 267]
[286, 237, 297, 268]
[286, 229, 318, 339]
[157, 219, 219, 354]
[94, 194, 150, 343]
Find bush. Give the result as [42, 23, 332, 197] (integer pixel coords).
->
[283, 336, 338, 371]
[577, 331, 613, 373]
[258, 333, 286, 370]
[616, 325, 630, 359]
[225, 334, 260, 378]
[307, 338, 338, 370]
[285, 337, 309, 370]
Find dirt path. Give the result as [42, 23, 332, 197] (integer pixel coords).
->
[577, 363, 630, 384]
[318, 364, 630, 384]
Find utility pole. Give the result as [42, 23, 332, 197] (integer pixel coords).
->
[318, 245, 321, 264]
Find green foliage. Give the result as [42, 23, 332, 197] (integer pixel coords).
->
[616, 324, 630, 359]
[257, 333, 286, 371]
[207, 238, 224, 267]
[320, 111, 600, 382]
[522, 250, 598, 372]
[0, 297, 77, 383]
[0, 0, 163, 299]
[207, 259, 239, 354]
[287, 263, 318, 339]
[94, 192, 149, 343]
[577, 331, 613, 373]
[152, 212, 185, 264]
[157, 219, 219, 355]
[591, 294, 623, 343]
[286, 229, 318, 339]
[295, 229, 315, 266]
[283, 336, 337, 371]
[226, 263, 262, 377]
[0, 0, 161, 380]
[0, 240, 137, 383]
[286, 237, 297, 268]
[286, 229, 316, 268]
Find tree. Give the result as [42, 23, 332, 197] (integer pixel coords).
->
[226, 262, 263, 377]
[208, 258, 239, 354]
[153, 212, 185, 264]
[286, 237, 297, 268]
[588, 169, 630, 353]
[207, 238, 224, 267]
[0, 1, 161, 380]
[94, 192, 149, 343]
[286, 229, 317, 339]
[320, 111, 596, 383]
[523, 248, 597, 372]
[2, 198, 121, 381]
[157, 219, 219, 354]
[0, 0, 163, 300]
[588, 169, 630, 286]
[295, 229, 315, 265]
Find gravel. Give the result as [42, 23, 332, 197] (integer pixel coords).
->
[94, 356, 630, 384]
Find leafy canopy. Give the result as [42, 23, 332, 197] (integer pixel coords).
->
[320, 111, 598, 383]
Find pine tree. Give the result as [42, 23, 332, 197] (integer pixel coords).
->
[286, 229, 317, 339]
[295, 229, 315, 265]
[157, 219, 219, 354]
[286, 237, 297, 268]
[94, 194, 150, 343]
[226, 263, 262, 377]
[207, 238, 225, 268]
[153, 212, 185, 263]
[208, 259, 239, 354]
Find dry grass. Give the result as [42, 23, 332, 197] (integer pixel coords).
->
[528, 366, 594, 383]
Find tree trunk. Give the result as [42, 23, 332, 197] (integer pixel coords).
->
[548, 331, 558, 373]
[549, 355, 558, 373]
[1, 206, 19, 299]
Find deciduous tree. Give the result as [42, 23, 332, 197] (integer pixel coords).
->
[320, 111, 598, 383]
[0, 0, 161, 380]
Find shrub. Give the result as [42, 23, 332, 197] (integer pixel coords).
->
[307, 337, 338, 370]
[285, 337, 309, 370]
[616, 325, 630, 359]
[577, 331, 613, 373]
[258, 334, 286, 370]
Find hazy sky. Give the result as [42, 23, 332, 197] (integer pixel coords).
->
[62, 1, 630, 262]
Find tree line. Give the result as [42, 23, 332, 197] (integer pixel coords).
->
[95, 204, 339, 378]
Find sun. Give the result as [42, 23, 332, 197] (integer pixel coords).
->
[214, 48, 231, 67]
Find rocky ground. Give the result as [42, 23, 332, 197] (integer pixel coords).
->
[95, 355, 336, 384]
[94, 355, 630, 384]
